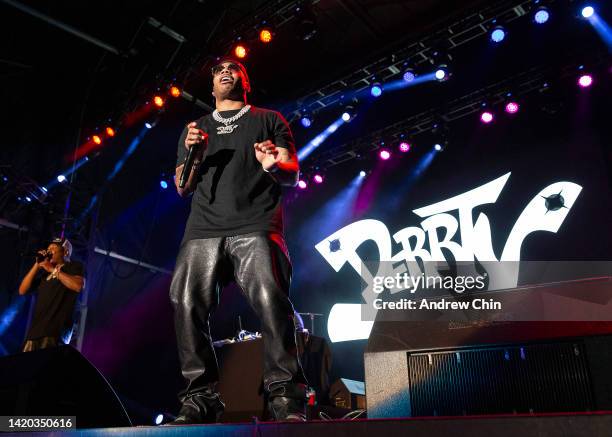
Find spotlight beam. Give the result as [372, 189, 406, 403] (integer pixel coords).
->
[378, 72, 438, 92]
[297, 116, 348, 161]
[588, 14, 612, 51]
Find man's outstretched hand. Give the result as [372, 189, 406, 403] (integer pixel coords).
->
[254, 140, 282, 171]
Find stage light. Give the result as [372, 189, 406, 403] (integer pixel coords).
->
[434, 143, 442, 151]
[92, 135, 102, 145]
[490, 26, 507, 43]
[234, 44, 247, 59]
[145, 117, 159, 129]
[578, 74, 593, 88]
[399, 141, 410, 152]
[301, 115, 312, 128]
[403, 69, 416, 82]
[170, 86, 181, 98]
[314, 174, 324, 184]
[534, 7, 550, 24]
[359, 170, 366, 177]
[298, 180, 307, 189]
[379, 149, 391, 160]
[581, 6, 595, 18]
[341, 112, 352, 122]
[153, 95, 164, 108]
[160, 180, 168, 189]
[435, 65, 449, 81]
[154, 414, 164, 425]
[480, 111, 494, 123]
[25, 196, 31, 202]
[57, 174, 67, 183]
[370, 83, 383, 97]
[505, 101, 520, 114]
[259, 29, 273, 43]
[105, 127, 116, 137]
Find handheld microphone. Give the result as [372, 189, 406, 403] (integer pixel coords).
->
[179, 143, 200, 188]
[35, 250, 51, 263]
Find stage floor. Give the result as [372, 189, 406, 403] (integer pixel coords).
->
[7, 412, 612, 437]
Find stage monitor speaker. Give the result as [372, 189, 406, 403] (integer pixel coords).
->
[364, 278, 612, 419]
[0, 346, 131, 428]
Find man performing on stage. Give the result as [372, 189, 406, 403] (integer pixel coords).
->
[169, 59, 307, 423]
[18, 238, 84, 351]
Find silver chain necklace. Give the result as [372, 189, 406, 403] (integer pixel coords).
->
[212, 105, 251, 134]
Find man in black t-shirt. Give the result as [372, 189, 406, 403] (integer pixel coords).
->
[169, 59, 307, 423]
[18, 238, 85, 351]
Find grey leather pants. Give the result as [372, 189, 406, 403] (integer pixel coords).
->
[169, 232, 306, 401]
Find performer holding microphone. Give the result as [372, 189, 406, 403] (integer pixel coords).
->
[18, 238, 84, 352]
[169, 58, 308, 423]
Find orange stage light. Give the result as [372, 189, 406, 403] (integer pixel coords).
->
[234, 44, 247, 59]
[106, 127, 116, 137]
[92, 135, 102, 145]
[153, 95, 165, 107]
[259, 29, 272, 43]
[170, 86, 181, 98]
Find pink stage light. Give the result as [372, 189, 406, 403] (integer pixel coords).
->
[297, 180, 307, 189]
[399, 142, 410, 152]
[480, 111, 494, 124]
[379, 149, 391, 160]
[578, 74, 593, 88]
[313, 174, 324, 184]
[505, 102, 519, 114]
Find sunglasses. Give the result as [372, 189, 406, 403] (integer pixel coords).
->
[211, 63, 241, 76]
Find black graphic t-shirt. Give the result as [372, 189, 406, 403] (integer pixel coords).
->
[26, 261, 84, 340]
[176, 106, 296, 241]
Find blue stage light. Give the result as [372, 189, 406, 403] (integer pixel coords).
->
[582, 6, 595, 18]
[534, 7, 550, 24]
[359, 170, 366, 177]
[154, 414, 164, 425]
[57, 174, 67, 183]
[160, 180, 168, 189]
[301, 116, 312, 128]
[490, 26, 506, 43]
[341, 112, 351, 122]
[370, 83, 382, 97]
[434, 143, 442, 151]
[145, 122, 153, 129]
[403, 69, 416, 82]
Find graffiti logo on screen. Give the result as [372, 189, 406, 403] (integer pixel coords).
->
[314, 172, 583, 342]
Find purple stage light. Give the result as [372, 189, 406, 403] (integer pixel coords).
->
[578, 74, 593, 88]
[313, 174, 324, 184]
[379, 149, 391, 160]
[480, 111, 494, 123]
[297, 180, 307, 189]
[399, 142, 410, 152]
[505, 102, 520, 114]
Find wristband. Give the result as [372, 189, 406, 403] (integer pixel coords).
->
[263, 164, 279, 174]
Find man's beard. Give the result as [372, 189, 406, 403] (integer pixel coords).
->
[216, 80, 245, 101]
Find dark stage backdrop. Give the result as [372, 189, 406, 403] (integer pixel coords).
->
[1, 80, 609, 424]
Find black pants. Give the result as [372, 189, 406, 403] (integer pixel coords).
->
[169, 232, 306, 401]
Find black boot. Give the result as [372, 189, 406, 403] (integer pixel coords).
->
[268, 383, 307, 422]
[167, 392, 225, 425]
